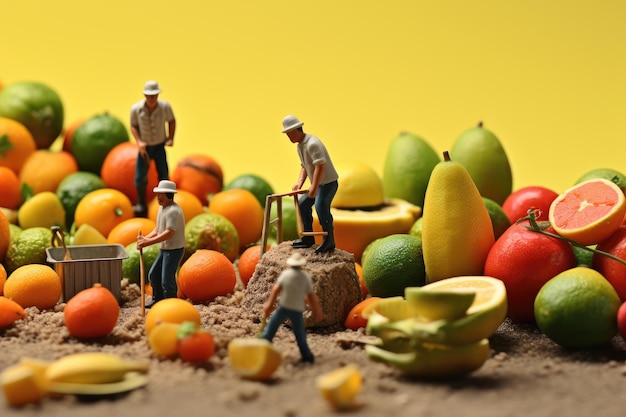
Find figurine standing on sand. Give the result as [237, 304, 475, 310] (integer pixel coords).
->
[261, 252, 323, 363]
[130, 80, 176, 217]
[282, 115, 338, 254]
[137, 180, 186, 308]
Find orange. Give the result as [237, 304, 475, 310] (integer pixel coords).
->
[100, 141, 159, 205]
[63, 283, 120, 339]
[145, 298, 201, 335]
[171, 154, 223, 206]
[0, 117, 37, 174]
[0, 263, 6, 295]
[0, 166, 22, 209]
[209, 189, 264, 249]
[19, 150, 78, 194]
[549, 178, 626, 246]
[237, 244, 264, 286]
[344, 297, 381, 330]
[147, 189, 204, 224]
[107, 217, 156, 247]
[355, 262, 367, 297]
[178, 249, 236, 303]
[3, 264, 62, 309]
[0, 209, 9, 263]
[74, 188, 134, 238]
[0, 296, 26, 328]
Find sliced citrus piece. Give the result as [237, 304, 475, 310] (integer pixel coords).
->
[0, 364, 47, 406]
[365, 338, 490, 379]
[368, 276, 507, 345]
[404, 286, 476, 321]
[549, 178, 626, 246]
[227, 338, 282, 381]
[316, 364, 362, 411]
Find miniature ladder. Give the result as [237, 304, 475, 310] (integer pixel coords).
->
[260, 189, 327, 257]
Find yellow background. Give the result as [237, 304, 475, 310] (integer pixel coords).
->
[3, 0, 625, 196]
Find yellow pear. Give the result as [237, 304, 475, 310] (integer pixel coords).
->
[421, 151, 495, 283]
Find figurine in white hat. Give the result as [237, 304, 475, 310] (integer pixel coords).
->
[130, 80, 177, 217]
[137, 180, 186, 308]
[281, 115, 339, 254]
[261, 252, 323, 363]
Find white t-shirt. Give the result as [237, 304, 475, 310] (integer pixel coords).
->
[296, 134, 339, 185]
[276, 267, 314, 312]
[157, 202, 186, 250]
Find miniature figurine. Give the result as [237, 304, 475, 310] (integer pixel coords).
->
[130, 80, 176, 217]
[137, 180, 186, 308]
[282, 115, 339, 253]
[261, 252, 323, 363]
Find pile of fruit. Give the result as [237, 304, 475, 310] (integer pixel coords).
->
[4, 77, 626, 408]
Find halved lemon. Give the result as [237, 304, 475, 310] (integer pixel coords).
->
[404, 286, 476, 321]
[227, 338, 282, 381]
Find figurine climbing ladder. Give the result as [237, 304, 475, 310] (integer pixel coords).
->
[260, 189, 327, 256]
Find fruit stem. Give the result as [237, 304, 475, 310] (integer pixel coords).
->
[518, 209, 626, 267]
[443, 151, 450, 161]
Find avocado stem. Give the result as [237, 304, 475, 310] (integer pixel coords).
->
[518, 210, 626, 267]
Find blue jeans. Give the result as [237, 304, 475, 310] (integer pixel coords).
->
[135, 143, 169, 188]
[261, 306, 314, 362]
[149, 247, 184, 300]
[298, 180, 338, 233]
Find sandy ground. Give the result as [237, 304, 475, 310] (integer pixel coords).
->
[3, 246, 626, 417]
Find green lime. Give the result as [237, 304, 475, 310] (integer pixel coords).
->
[534, 266, 620, 349]
[56, 171, 106, 227]
[362, 234, 425, 297]
[268, 200, 299, 242]
[184, 212, 240, 262]
[482, 197, 511, 240]
[0, 81, 64, 149]
[408, 217, 423, 239]
[575, 168, 626, 194]
[122, 242, 160, 285]
[224, 174, 274, 208]
[5, 227, 53, 274]
[71, 113, 129, 174]
[571, 244, 595, 267]
[8, 223, 22, 243]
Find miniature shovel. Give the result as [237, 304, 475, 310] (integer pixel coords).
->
[138, 230, 146, 317]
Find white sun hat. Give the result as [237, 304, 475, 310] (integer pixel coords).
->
[153, 180, 177, 193]
[286, 252, 307, 267]
[282, 115, 304, 133]
[143, 80, 162, 95]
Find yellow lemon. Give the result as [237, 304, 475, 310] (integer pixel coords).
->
[17, 191, 65, 229]
[332, 161, 384, 208]
[72, 223, 108, 245]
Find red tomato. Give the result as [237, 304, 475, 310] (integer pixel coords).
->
[593, 225, 626, 301]
[617, 301, 626, 340]
[484, 220, 577, 323]
[178, 330, 216, 362]
[501, 186, 559, 224]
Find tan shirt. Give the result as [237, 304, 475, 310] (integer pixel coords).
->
[130, 99, 175, 145]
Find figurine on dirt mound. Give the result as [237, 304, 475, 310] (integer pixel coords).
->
[261, 252, 323, 363]
[282, 115, 338, 253]
[130, 80, 177, 217]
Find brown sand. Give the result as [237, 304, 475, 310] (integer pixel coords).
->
[3, 244, 626, 416]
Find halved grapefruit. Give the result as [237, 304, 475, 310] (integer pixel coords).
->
[548, 179, 626, 246]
